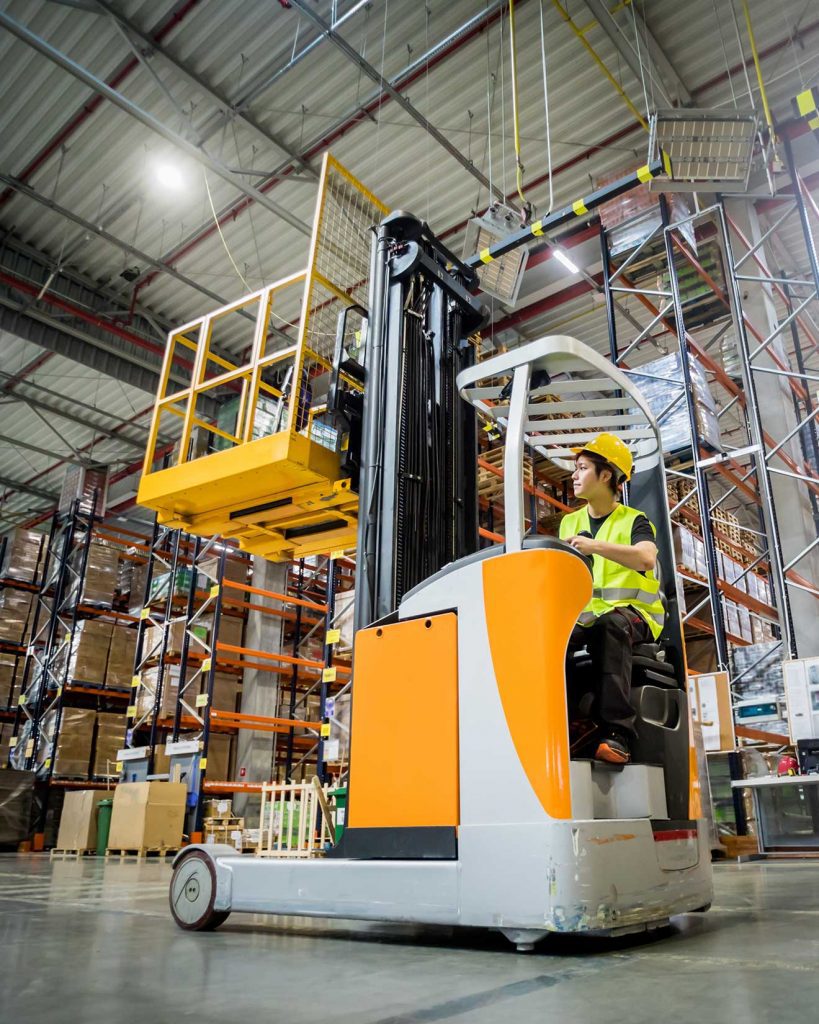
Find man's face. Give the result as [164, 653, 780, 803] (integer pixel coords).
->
[572, 454, 608, 500]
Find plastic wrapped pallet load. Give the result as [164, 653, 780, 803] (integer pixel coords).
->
[75, 543, 119, 607]
[41, 707, 95, 778]
[93, 712, 125, 778]
[0, 589, 33, 645]
[56, 619, 113, 686]
[0, 528, 43, 582]
[105, 626, 137, 690]
[0, 652, 19, 708]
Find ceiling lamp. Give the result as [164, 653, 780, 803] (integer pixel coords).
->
[462, 203, 529, 304]
[648, 109, 758, 193]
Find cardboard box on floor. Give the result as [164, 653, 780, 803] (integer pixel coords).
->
[56, 790, 108, 851]
[107, 782, 187, 851]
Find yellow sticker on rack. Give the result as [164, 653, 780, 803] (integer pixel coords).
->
[127, 704, 137, 717]
[322, 667, 337, 683]
[25, 740, 34, 757]
[17, 694, 26, 706]
[44, 758, 51, 770]
[210, 585, 220, 598]
[196, 693, 209, 708]
[140, 608, 150, 620]
[199, 758, 207, 771]
[8, 736, 17, 749]
[115, 761, 123, 773]
[320, 723, 331, 738]
[131, 676, 140, 689]
[340, 436, 349, 451]
[202, 658, 212, 672]
[331, 550, 345, 560]
[326, 628, 341, 645]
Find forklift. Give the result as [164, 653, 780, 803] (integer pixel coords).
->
[166, 209, 712, 950]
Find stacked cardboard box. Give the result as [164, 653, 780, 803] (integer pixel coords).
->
[0, 590, 33, 645]
[105, 626, 137, 690]
[0, 528, 43, 582]
[58, 463, 108, 516]
[41, 707, 95, 777]
[201, 611, 244, 651]
[0, 652, 20, 708]
[75, 543, 119, 607]
[209, 671, 239, 712]
[0, 723, 13, 765]
[92, 711, 125, 777]
[128, 559, 149, 615]
[56, 790, 108, 851]
[107, 781, 187, 851]
[56, 620, 113, 686]
[199, 554, 248, 585]
[136, 663, 199, 719]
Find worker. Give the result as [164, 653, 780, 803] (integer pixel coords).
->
[559, 433, 665, 765]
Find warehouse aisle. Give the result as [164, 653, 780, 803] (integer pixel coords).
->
[1, 856, 817, 1023]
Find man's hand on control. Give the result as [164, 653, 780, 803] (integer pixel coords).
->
[567, 534, 597, 557]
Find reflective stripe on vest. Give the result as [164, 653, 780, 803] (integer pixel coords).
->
[559, 503, 665, 639]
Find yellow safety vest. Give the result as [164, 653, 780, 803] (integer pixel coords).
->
[559, 503, 665, 639]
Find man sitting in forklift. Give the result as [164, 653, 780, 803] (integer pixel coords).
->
[558, 433, 665, 765]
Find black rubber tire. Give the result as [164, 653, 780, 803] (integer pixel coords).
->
[169, 850, 230, 931]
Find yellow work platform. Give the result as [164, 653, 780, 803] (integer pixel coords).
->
[136, 154, 388, 561]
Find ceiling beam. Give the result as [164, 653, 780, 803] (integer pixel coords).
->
[582, 0, 692, 107]
[0, 8, 312, 237]
[0, 430, 85, 466]
[287, 0, 508, 207]
[0, 473, 58, 502]
[93, 0, 318, 183]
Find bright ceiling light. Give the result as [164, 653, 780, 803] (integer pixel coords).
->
[552, 248, 579, 274]
[154, 161, 185, 191]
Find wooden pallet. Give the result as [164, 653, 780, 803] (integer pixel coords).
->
[104, 847, 179, 860]
[478, 446, 533, 501]
[50, 848, 97, 860]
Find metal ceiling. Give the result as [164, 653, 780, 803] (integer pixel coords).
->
[0, 0, 817, 531]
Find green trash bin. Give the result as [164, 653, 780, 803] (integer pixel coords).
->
[96, 798, 113, 857]
[329, 787, 347, 845]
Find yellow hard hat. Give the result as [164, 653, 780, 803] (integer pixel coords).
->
[572, 432, 633, 481]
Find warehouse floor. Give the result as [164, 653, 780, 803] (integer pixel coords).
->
[1, 855, 817, 1022]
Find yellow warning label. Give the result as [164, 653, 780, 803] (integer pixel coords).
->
[636, 164, 654, 183]
[132, 676, 140, 689]
[202, 658, 212, 672]
[140, 608, 150, 619]
[199, 758, 207, 771]
[210, 585, 220, 598]
[320, 723, 331, 738]
[572, 199, 589, 217]
[322, 667, 337, 683]
[326, 628, 341, 645]
[796, 89, 815, 116]
[127, 704, 137, 717]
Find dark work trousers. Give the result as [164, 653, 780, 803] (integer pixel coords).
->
[566, 608, 652, 739]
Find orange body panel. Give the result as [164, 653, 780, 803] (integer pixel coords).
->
[348, 614, 459, 829]
[483, 549, 592, 820]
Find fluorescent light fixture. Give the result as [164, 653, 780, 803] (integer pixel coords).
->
[463, 203, 529, 303]
[154, 160, 185, 191]
[648, 109, 758, 193]
[552, 248, 579, 274]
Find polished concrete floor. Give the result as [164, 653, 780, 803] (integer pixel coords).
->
[0, 854, 817, 1023]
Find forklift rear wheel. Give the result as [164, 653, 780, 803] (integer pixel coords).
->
[169, 850, 230, 931]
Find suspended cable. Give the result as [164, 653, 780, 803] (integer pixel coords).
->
[741, 0, 776, 141]
[538, 0, 553, 216]
[629, 0, 651, 128]
[713, 0, 738, 109]
[508, 0, 528, 210]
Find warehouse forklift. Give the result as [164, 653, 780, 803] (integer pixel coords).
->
[166, 212, 712, 949]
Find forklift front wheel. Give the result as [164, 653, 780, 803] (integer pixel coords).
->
[169, 850, 230, 931]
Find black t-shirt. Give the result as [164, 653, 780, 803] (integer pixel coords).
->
[587, 510, 654, 545]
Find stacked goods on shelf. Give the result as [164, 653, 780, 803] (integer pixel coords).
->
[478, 445, 533, 501]
[731, 641, 788, 736]
[629, 352, 721, 452]
[0, 528, 43, 582]
[92, 712, 125, 777]
[58, 464, 108, 516]
[39, 707, 96, 778]
[0, 653, 20, 708]
[128, 558, 148, 615]
[71, 542, 119, 607]
[598, 164, 693, 256]
[0, 723, 14, 764]
[54, 620, 114, 687]
[199, 554, 248, 586]
[135, 664, 195, 719]
[105, 626, 137, 690]
[210, 671, 239, 712]
[144, 620, 208, 658]
[0, 589, 33, 645]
